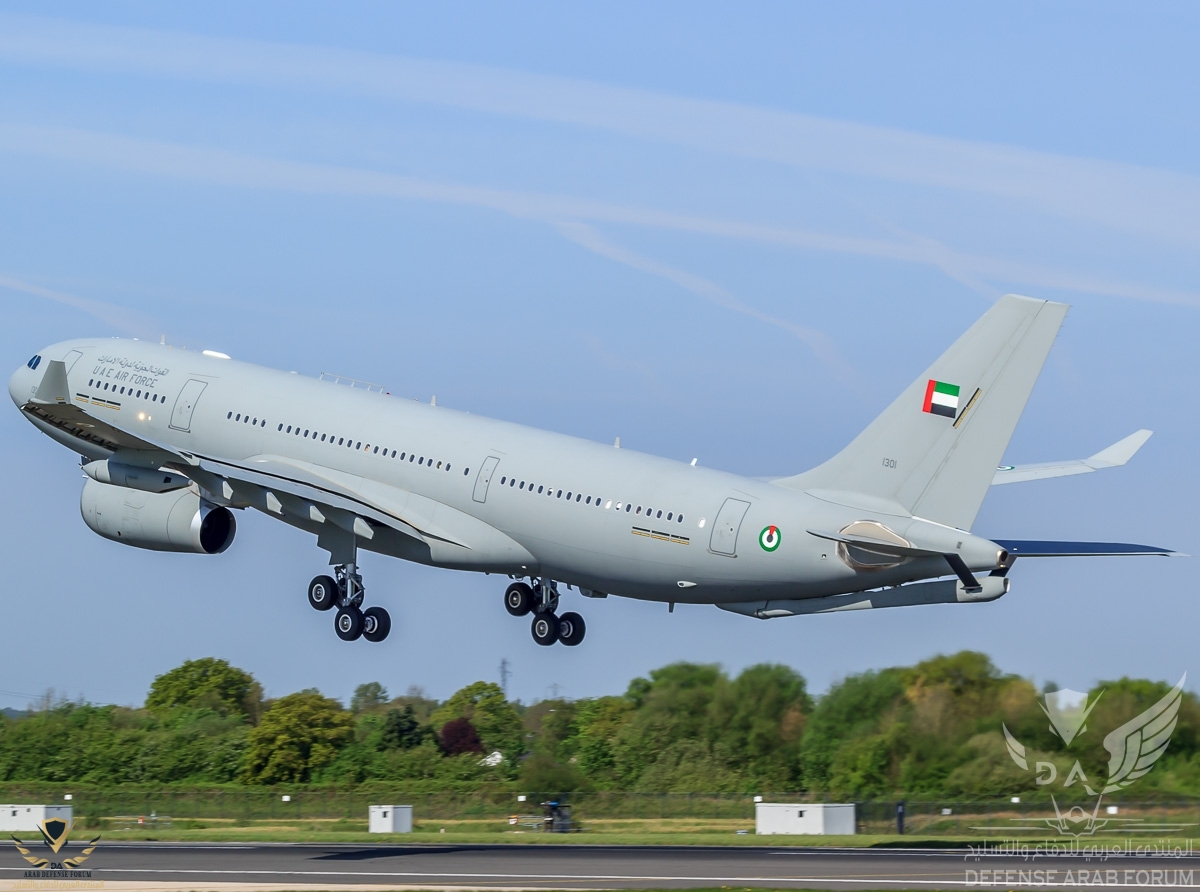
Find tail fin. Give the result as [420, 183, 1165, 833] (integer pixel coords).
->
[776, 294, 1068, 530]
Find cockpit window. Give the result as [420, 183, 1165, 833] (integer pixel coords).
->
[26, 355, 41, 370]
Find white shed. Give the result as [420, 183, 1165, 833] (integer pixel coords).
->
[755, 802, 855, 835]
[0, 805, 74, 833]
[368, 805, 412, 833]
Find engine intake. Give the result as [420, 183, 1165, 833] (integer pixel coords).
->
[80, 478, 236, 554]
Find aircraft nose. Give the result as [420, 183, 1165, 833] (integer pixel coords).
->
[9, 365, 26, 407]
[9, 358, 36, 407]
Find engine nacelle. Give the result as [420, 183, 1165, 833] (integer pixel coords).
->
[80, 478, 236, 554]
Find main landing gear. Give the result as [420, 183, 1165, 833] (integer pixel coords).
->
[308, 561, 391, 643]
[504, 579, 586, 647]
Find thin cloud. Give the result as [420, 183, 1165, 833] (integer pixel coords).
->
[0, 273, 159, 336]
[555, 222, 852, 379]
[3, 13, 1200, 247]
[2, 123, 1197, 310]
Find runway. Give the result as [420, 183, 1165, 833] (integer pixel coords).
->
[3, 841, 1199, 890]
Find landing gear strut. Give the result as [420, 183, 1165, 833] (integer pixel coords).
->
[309, 558, 390, 643]
[506, 578, 586, 647]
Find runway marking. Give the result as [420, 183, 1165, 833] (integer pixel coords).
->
[32, 867, 1198, 888]
[91, 844, 255, 849]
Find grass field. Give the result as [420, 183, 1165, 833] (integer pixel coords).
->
[72, 815, 1198, 848]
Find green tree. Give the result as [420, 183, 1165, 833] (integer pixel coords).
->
[611, 663, 725, 787]
[523, 699, 577, 759]
[1070, 677, 1200, 790]
[388, 686, 440, 723]
[635, 739, 746, 792]
[145, 658, 262, 721]
[571, 696, 633, 784]
[351, 682, 389, 713]
[519, 751, 588, 792]
[380, 706, 425, 750]
[711, 663, 812, 787]
[430, 682, 524, 759]
[801, 668, 906, 791]
[241, 691, 354, 783]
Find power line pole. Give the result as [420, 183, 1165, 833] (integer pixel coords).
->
[499, 658, 511, 698]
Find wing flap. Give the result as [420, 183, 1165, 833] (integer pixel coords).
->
[191, 454, 459, 546]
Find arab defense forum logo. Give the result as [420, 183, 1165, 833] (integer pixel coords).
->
[1001, 674, 1187, 837]
[9, 816, 100, 873]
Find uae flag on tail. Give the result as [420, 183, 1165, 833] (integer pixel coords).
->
[922, 379, 960, 418]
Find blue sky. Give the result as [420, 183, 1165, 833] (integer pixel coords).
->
[1, 2, 1196, 710]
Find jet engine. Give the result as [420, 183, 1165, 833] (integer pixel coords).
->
[80, 478, 236, 554]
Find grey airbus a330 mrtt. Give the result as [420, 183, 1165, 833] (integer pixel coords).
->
[9, 294, 1176, 647]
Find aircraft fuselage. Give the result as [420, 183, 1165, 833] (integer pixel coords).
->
[9, 338, 963, 605]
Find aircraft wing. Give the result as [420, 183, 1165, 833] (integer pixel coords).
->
[183, 453, 468, 547]
[991, 430, 1151, 485]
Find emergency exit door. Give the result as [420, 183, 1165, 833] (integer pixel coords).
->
[170, 379, 208, 432]
[473, 456, 501, 503]
[709, 498, 751, 556]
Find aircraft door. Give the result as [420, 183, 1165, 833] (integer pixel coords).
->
[170, 379, 208, 432]
[473, 456, 501, 503]
[709, 497, 751, 556]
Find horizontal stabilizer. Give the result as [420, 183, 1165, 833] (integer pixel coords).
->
[992, 430, 1152, 485]
[993, 539, 1182, 557]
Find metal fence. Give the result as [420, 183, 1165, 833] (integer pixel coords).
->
[0, 787, 1195, 833]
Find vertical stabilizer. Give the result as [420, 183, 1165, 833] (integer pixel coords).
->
[776, 295, 1067, 530]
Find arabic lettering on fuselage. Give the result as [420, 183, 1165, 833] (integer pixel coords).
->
[92, 355, 170, 389]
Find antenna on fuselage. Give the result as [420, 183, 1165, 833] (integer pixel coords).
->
[613, 436, 620, 448]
